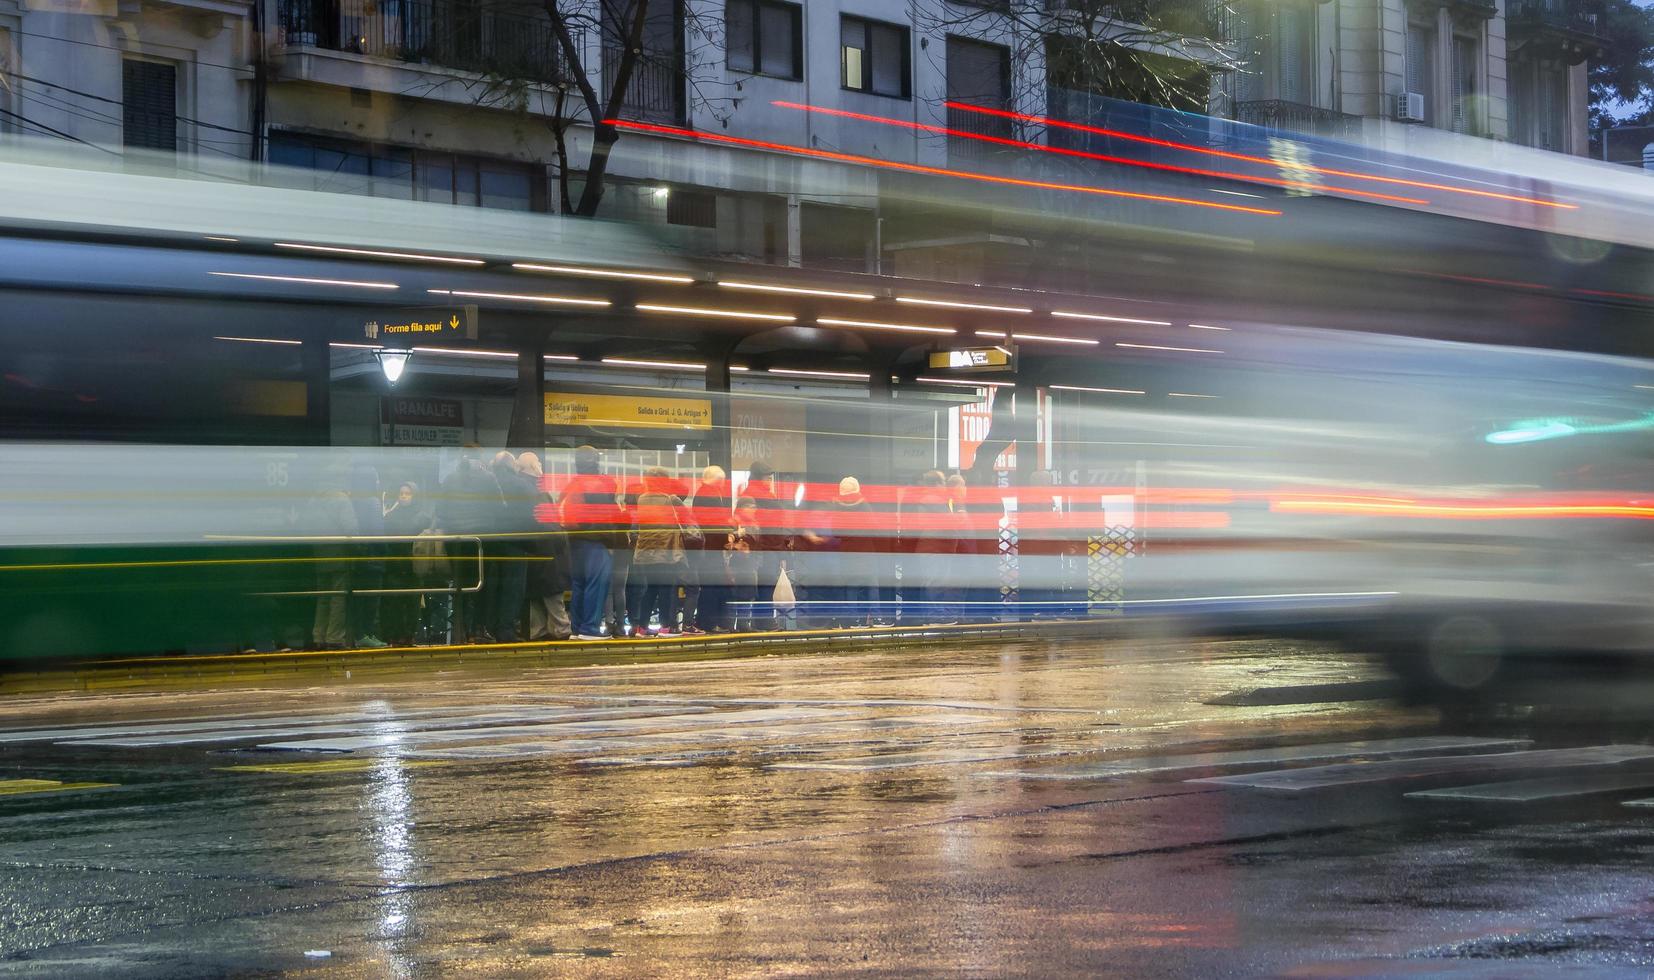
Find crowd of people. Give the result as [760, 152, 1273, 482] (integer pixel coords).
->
[295, 445, 1082, 650]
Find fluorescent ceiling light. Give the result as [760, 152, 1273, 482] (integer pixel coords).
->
[1188, 323, 1231, 331]
[1051, 310, 1172, 326]
[543, 354, 581, 362]
[412, 346, 517, 359]
[275, 242, 484, 265]
[602, 357, 705, 370]
[329, 342, 380, 350]
[915, 376, 1013, 388]
[897, 296, 1032, 314]
[637, 303, 795, 322]
[210, 272, 398, 289]
[730, 365, 751, 372]
[428, 288, 609, 307]
[214, 336, 301, 345]
[720, 281, 876, 300]
[204, 235, 239, 243]
[769, 367, 871, 380]
[1049, 384, 1145, 395]
[1115, 342, 1224, 354]
[513, 262, 695, 284]
[817, 317, 955, 335]
[1012, 332, 1098, 346]
[1168, 392, 1220, 399]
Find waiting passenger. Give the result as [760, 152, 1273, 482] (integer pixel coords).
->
[381, 481, 429, 646]
[516, 452, 571, 642]
[628, 466, 691, 636]
[305, 463, 358, 651]
[490, 451, 537, 643]
[438, 447, 504, 643]
[687, 465, 732, 633]
[726, 496, 761, 632]
[560, 445, 622, 641]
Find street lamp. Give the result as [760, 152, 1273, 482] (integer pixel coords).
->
[373, 347, 412, 385]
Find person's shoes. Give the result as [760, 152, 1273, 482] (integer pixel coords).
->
[356, 635, 389, 649]
[656, 629, 679, 637]
[551, 632, 572, 642]
[680, 625, 705, 635]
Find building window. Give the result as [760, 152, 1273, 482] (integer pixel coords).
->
[946, 36, 1012, 161]
[122, 59, 177, 152]
[841, 15, 910, 98]
[666, 187, 717, 228]
[268, 133, 542, 211]
[1451, 35, 1478, 135]
[726, 0, 802, 80]
[1405, 23, 1434, 124]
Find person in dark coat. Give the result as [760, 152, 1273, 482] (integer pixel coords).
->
[346, 462, 388, 648]
[517, 452, 570, 641]
[381, 481, 431, 645]
[689, 465, 733, 632]
[438, 447, 504, 643]
[490, 451, 536, 643]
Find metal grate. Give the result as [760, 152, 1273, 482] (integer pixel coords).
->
[122, 60, 177, 152]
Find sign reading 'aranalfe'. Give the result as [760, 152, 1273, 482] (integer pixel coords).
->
[364, 305, 478, 341]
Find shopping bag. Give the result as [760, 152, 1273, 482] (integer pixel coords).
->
[773, 566, 796, 610]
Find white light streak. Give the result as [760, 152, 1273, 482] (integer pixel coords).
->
[897, 296, 1032, 314]
[512, 263, 695, 283]
[275, 242, 484, 265]
[1048, 384, 1145, 395]
[637, 303, 796, 322]
[1051, 310, 1172, 326]
[1116, 342, 1224, 354]
[428, 288, 609, 307]
[817, 317, 955, 335]
[210, 272, 398, 289]
[719, 281, 876, 300]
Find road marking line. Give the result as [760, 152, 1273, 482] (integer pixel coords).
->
[1407, 770, 1654, 802]
[771, 747, 1079, 771]
[982, 737, 1531, 780]
[218, 760, 449, 775]
[0, 779, 117, 796]
[1192, 745, 1654, 792]
[1623, 797, 1654, 808]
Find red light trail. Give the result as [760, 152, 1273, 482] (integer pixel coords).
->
[603, 119, 1282, 216]
[772, 101, 1430, 206]
[944, 101, 1576, 210]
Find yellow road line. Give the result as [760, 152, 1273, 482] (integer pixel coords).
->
[218, 759, 448, 775]
[0, 779, 117, 796]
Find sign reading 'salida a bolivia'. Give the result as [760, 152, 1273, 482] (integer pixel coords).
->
[544, 392, 713, 431]
[364, 305, 478, 341]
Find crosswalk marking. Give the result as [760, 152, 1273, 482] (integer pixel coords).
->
[0, 778, 116, 796]
[981, 736, 1531, 780]
[771, 747, 1079, 771]
[218, 760, 448, 775]
[256, 707, 872, 753]
[67, 706, 713, 749]
[1192, 745, 1654, 792]
[1406, 770, 1654, 803]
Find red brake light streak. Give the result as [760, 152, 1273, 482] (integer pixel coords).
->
[943, 101, 1576, 210]
[602, 119, 1282, 217]
[772, 101, 1430, 206]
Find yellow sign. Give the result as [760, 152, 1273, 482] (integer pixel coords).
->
[364, 305, 478, 340]
[545, 392, 713, 431]
[929, 347, 1012, 370]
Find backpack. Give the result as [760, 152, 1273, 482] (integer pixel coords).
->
[411, 527, 449, 578]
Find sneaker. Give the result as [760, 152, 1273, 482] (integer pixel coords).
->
[356, 635, 389, 649]
[680, 625, 705, 635]
[656, 629, 680, 638]
[572, 633, 610, 642]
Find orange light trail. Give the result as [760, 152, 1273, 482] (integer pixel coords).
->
[944, 102, 1577, 210]
[1272, 498, 1654, 520]
[773, 101, 1430, 206]
[604, 119, 1282, 216]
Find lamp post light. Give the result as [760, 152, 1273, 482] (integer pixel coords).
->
[373, 347, 412, 385]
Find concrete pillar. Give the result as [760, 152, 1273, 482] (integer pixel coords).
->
[505, 331, 545, 452]
[301, 337, 331, 446]
[786, 195, 803, 268]
[703, 341, 735, 474]
[1434, 7, 1454, 130]
[1569, 61, 1591, 156]
[865, 360, 896, 489]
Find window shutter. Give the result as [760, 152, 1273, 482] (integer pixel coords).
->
[122, 60, 177, 152]
[1278, 6, 1305, 104]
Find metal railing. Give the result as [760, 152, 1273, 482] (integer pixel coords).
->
[603, 52, 684, 125]
[206, 533, 487, 597]
[946, 102, 1015, 163]
[1234, 100, 1362, 140]
[278, 0, 568, 84]
[1507, 0, 1604, 39]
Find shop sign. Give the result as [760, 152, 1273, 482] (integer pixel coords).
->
[927, 347, 1013, 372]
[731, 396, 807, 471]
[544, 391, 712, 431]
[380, 396, 465, 446]
[364, 305, 478, 341]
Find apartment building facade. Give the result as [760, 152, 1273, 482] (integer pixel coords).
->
[0, 0, 1607, 268]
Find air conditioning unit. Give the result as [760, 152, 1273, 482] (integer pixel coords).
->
[1396, 92, 1426, 123]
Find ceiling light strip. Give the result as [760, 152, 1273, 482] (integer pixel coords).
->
[637, 303, 796, 322]
[1051, 310, 1173, 326]
[817, 317, 955, 335]
[275, 242, 484, 266]
[428, 288, 609, 307]
[897, 296, 1032, 314]
[209, 272, 398, 289]
[719, 281, 876, 300]
[513, 263, 695, 284]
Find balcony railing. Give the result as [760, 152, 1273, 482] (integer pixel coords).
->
[278, 0, 568, 84]
[1508, 0, 1605, 41]
[602, 51, 684, 126]
[1234, 100, 1361, 140]
[947, 102, 1015, 163]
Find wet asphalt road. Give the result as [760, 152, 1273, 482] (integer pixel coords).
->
[3, 637, 1654, 977]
